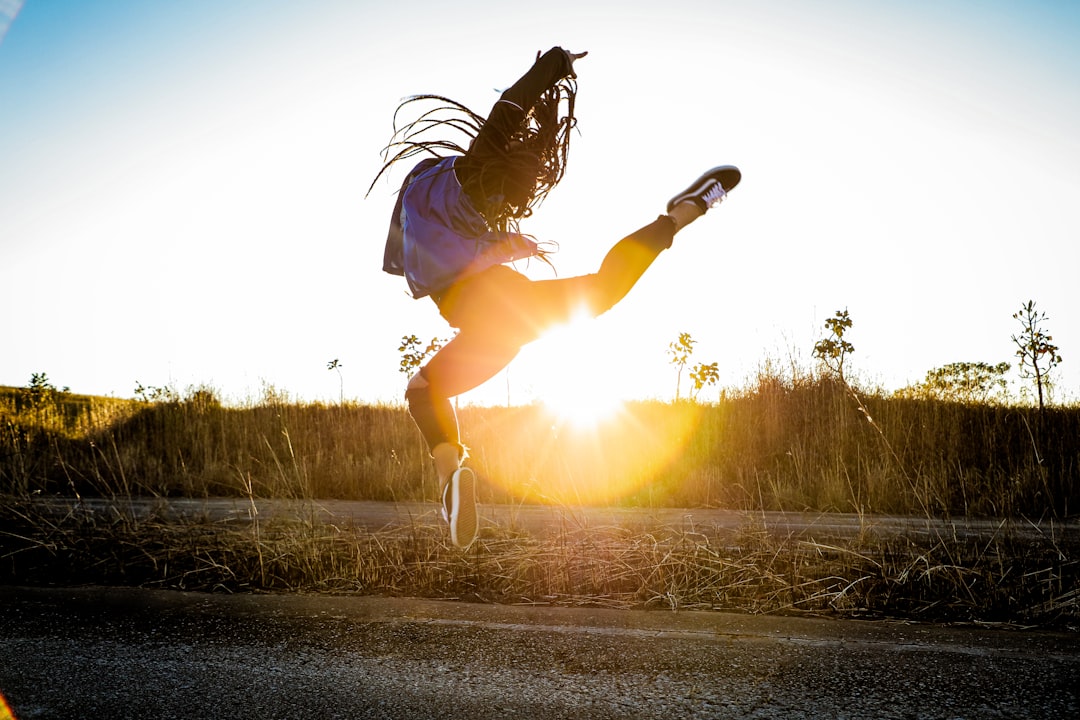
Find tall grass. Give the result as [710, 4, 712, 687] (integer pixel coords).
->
[2, 375, 1077, 518]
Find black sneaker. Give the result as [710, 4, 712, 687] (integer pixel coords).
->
[666, 166, 741, 213]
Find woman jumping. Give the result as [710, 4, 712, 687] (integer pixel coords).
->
[371, 47, 740, 549]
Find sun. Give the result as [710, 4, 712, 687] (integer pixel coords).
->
[540, 372, 626, 429]
[516, 308, 628, 429]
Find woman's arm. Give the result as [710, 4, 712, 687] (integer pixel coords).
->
[500, 47, 583, 113]
[467, 47, 584, 160]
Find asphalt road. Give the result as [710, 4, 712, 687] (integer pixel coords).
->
[2, 585, 1077, 719]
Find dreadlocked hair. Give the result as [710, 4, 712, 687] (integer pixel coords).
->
[367, 77, 578, 234]
[366, 94, 482, 194]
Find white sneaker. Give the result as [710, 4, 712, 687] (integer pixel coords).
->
[443, 467, 478, 549]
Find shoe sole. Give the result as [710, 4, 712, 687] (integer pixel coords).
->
[449, 467, 478, 549]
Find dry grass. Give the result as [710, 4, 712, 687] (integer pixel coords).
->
[2, 497, 1076, 628]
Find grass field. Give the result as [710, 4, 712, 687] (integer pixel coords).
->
[2, 377, 1078, 627]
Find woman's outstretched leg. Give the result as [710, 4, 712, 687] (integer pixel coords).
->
[410, 164, 743, 447]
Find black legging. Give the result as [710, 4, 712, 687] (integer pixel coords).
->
[407, 214, 676, 452]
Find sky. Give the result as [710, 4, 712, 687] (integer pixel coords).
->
[2, 0, 1079, 409]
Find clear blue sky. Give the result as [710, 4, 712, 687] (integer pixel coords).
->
[2, 0, 1079, 407]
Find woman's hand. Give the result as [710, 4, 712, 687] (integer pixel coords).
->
[538, 48, 588, 79]
[563, 49, 587, 78]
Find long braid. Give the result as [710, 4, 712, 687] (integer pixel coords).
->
[366, 94, 482, 193]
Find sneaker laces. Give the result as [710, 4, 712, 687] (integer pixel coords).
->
[703, 183, 727, 209]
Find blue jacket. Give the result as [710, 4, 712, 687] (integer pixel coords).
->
[383, 156, 539, 299]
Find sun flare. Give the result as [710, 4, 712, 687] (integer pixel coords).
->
[477, 308, 709, 506]
[541, 379, 625, 430]
[518, 308, 628, 429]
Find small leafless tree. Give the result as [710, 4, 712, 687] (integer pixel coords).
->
[1012, 300, 1062, 411]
